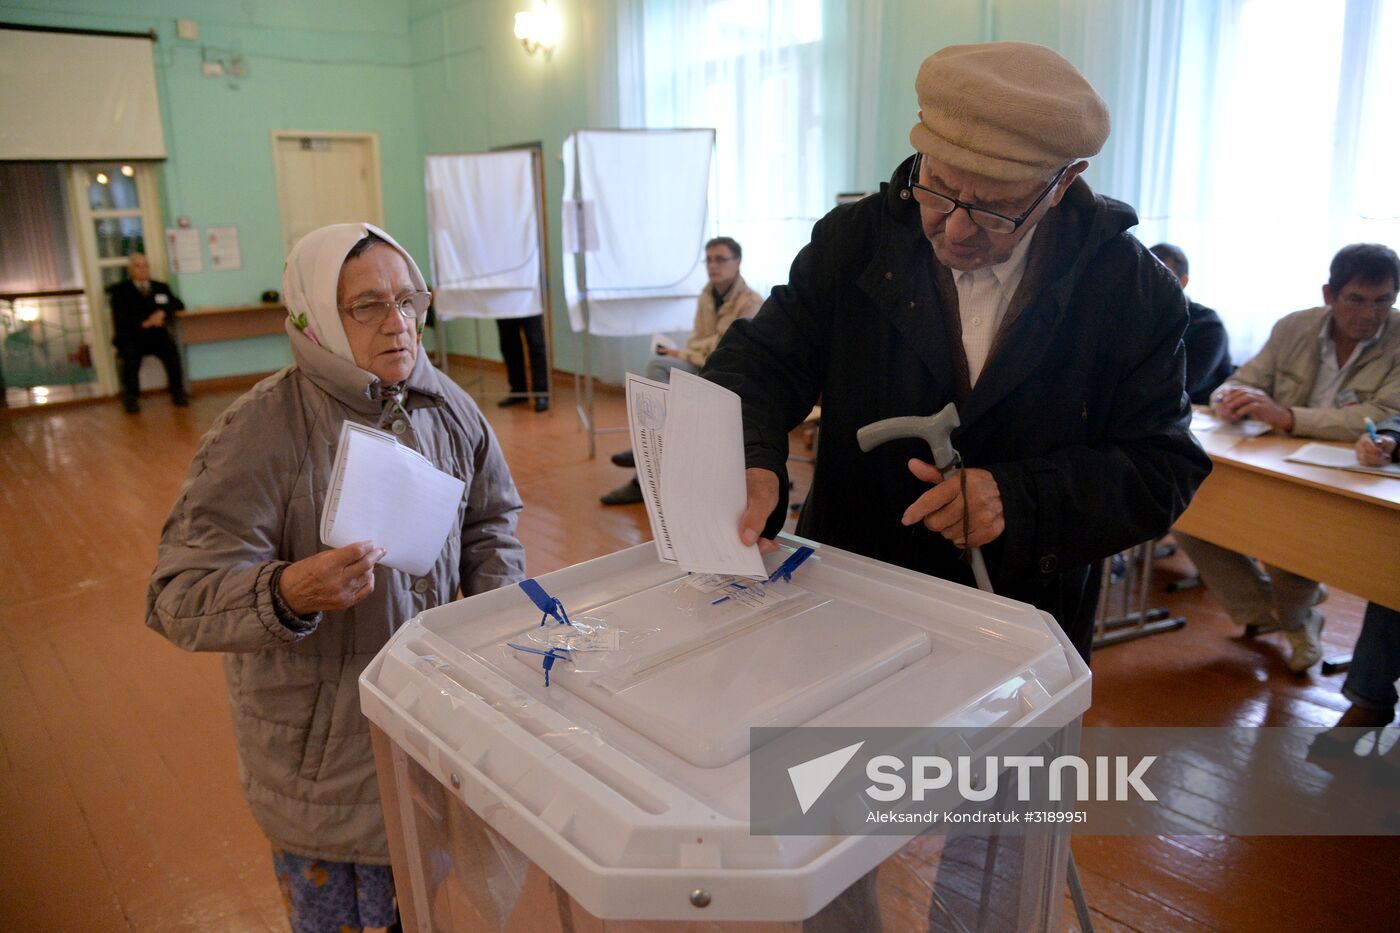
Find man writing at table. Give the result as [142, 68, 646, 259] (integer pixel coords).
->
[1176, 243, 1400, 672]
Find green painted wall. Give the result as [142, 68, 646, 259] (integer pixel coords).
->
[4, 0, 1120, 384]
[409, 0, 598, 378]
[2, 0, 424, 379]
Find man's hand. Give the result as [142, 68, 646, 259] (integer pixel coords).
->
[1214, 386, 1293, 431]
[657, 346, 680, 357]
[1356, 433, 1397, 467]
[738, 467, 782, 554]
[901, 460, 1005, 548]
[142, 310, 167, 328]
[278, 541, 386, 616]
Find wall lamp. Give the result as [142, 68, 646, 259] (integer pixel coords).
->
[514, 1, 561, 59]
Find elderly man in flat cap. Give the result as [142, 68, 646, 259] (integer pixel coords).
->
[703, 41, 1210, 659]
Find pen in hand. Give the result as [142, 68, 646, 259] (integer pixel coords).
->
[1365, 417, 1381, 445]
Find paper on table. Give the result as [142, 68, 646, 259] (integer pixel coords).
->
[1191, 409, 1272, 436]
[626, 373, 675, 563]
[320, 421, 467, 576]
[1286, 441, 1400, 478]
[625, 371, 766, 577]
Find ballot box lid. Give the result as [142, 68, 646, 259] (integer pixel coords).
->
[360, 537, 1090, 922]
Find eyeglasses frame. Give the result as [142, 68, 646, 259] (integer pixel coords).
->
[905, 155, 1072, 234]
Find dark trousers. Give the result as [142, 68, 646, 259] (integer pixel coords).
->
[1343, 602, 1400, 712]
[495, 315, 549, 396]
[117, 330, 185, 402]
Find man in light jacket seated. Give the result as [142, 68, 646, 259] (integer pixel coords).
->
[1175, 242, 1400, 673]
[601, 235, 762, 504]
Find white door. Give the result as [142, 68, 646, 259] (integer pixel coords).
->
[68, 161, 170, 396]
[273, 133, 383, 258]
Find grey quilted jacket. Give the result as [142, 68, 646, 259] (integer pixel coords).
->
[147, 322, 524, 862]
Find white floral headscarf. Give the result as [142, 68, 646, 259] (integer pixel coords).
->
[282, 222, 428, 366]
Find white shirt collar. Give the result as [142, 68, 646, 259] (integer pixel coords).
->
[960, 222, 1040, 288]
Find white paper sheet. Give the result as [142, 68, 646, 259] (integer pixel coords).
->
[626, 369, 765, 577]
[165, 227, 202, 274]
[1286, 442, 1400, 478]
[626, 374, 675, 563]
[206, 225, 241, 270]
[1190, 409, 1272, 436]
[320, 421, 467, 576]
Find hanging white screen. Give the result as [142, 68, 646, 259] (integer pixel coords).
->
[562, 129, 714, 336]
[425, 150, 543, 320]
[0, 27, 167, 161]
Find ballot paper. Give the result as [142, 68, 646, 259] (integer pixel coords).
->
[625, 370, 767, 577]
[1286, 441, 1400, 478]
[1190, 409, 1272, 437]
[320, 421, 467, 576]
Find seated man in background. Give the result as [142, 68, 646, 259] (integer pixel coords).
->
[109, 252, 187, 413]
[1176, 243, 1400, 672]
[1149, 243, 1233, 404]
[601, 235, 762, 505]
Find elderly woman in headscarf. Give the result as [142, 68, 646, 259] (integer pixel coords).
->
[147, 223, 525, 932]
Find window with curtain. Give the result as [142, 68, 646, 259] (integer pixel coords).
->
[620, 0, 834, 295]
[1072, 0, 1400, 359]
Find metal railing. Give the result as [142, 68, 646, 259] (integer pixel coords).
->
[1, 289, 99, 406]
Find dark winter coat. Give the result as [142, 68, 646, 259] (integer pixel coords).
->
[702, 157, 1211, 657]
[109, 278, 183, 346]
[1183, 299, 1233, 405]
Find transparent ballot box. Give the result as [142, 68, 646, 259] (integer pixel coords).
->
[360, 537, 1091, 930]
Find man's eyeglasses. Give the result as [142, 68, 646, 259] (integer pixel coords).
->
[906, 155, 1070, 234]
[340, 291, 432, 327]
[705, 254, 737, 265]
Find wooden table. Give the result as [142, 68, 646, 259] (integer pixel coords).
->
[178, 303, 287, 344]
[1175, 418, 1400, 611]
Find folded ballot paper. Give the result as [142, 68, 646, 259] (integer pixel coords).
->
[320, 421, 467, 576]
[626, 369, 767, 578]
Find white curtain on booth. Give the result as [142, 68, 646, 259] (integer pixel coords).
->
[425, 151, 542, 320]
[561, 128, 714, 336]
[1064, 0, 1400, 359]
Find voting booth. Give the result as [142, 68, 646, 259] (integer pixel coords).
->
[361, 538, 1091, 930]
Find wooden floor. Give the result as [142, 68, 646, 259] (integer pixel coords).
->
[1, 361, 1395, 932]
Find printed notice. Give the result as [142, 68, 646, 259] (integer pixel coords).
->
[206, 225, 242, 270]
[626, 373, 675, 562]
[165, 227, 203, 274]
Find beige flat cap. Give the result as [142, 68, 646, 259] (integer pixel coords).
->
[910, 41, 1110, 183]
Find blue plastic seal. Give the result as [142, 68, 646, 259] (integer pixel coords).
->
[767, 546, 816, 584]
[519, 578, 571, 626]
[506, 642, 573, 687]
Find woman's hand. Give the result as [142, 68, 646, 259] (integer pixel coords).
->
[279, 541, 386, 615]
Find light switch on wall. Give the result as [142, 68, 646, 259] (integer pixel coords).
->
[177, 19, 198, 41]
